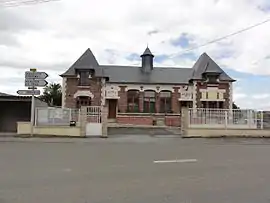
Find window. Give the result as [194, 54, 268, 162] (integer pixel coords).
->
[76, 96, 91, 109]
[78, 71, 90, 86]
[127, 90, 140, 112]
[159, 91, 172, 113]
[143, 90, 156, 113]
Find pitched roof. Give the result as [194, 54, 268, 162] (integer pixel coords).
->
[141, 47, 154, 56]
[191, 53, 234, 81]
[100, 65, 192, 84]
[60, 48, 235, 83]
[60, 48, 99, 76]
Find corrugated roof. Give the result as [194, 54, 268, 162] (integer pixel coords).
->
[0, 92, 13, 96]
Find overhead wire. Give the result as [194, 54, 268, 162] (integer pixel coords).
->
[169, 17, 270, 58]
[0, 0, 60, 7]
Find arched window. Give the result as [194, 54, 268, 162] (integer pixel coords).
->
[76, 96, 91, 109]
[144, 90, 156, 113]
[159, 91, 172, 113]
[127, 90, 140, 112]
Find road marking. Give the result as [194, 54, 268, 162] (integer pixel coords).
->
[153, 159, 198, 164]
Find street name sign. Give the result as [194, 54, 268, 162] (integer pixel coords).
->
[25, 79, 48, 87]
[17, 89, 41, 96]
[25, 71, 48, 79]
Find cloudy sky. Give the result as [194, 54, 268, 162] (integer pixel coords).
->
[0, 0, 270, 109]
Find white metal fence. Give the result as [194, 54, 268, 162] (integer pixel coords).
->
[188, 108, 258, 129]
[257, 111, 270, 129]
[86, 106, 101, 123]
[35, 107, 80, 126]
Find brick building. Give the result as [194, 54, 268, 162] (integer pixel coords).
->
[60, 47, 235, 124]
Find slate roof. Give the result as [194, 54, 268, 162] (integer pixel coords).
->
[191, 53, 233, 81]
[60, 48, 235, 84]
[141, 47, 154, 56]
[61, 48, 99, 76]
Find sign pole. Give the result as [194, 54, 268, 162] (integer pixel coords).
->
[30, 68, 36, 137]
[30, 89, 35, 137]
[20, 68, 48, 137]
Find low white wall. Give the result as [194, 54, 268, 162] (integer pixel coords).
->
[184, 128, 270, 137]
[17, 122, 81, 137]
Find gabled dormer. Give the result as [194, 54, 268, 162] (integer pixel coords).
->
[190, 53, 234, 83]
[60, 48, 100, 86]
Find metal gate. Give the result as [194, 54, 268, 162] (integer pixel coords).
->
[86, 106, 102, 136]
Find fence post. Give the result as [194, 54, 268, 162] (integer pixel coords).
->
[225, 111, 228, 129]
[35, 108, 38, 126]
[248, 110, 251, 128]
[69, 108, 72, 122]
[260, 111, 264, 130]
[101, 106, 108, 138]
[80, 106, 87, 137]
[181, 107, 189, 136]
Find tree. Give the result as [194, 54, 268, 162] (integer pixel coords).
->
[39, 83, 62, 106]
[233, 102, 240, 109]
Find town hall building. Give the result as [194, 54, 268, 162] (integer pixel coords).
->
[60, 47, 235, 123]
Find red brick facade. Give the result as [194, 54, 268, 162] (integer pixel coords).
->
[64, 77, 102, 109]
[64, 77, 231, 126]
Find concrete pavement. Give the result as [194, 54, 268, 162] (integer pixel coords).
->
[1, 136, 270, 202]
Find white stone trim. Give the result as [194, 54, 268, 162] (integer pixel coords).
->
[124, 84, 174, 92]
[74, 90, 94, 98]
[105, 84, 120, 99]
[200, 99, 225, 101]
[200, 89, 226, 93]
[61, 77, 67, 108]
[101, 78, 106, 106]
[193, 82, 197, 109]
[229, 82, 233, 109]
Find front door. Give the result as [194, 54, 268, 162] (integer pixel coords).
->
[108, 99, 117, 119]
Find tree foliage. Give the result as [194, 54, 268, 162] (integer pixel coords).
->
[39, 83, 62, 106]
[233, 102, 240, 109]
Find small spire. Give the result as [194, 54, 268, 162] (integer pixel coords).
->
[141, 46, 154, 56]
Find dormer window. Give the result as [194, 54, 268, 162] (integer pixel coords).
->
[203, 73, 219, 84]
[78, 70, 91, 86]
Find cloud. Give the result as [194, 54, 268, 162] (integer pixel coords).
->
[252, 94, 270, 99]
[0, 0, 270, 110]
[170, 33, 194, 48]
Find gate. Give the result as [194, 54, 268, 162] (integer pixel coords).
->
[86, 106, 102, 137]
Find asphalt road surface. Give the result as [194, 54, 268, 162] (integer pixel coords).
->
[1, 136, 270, 203]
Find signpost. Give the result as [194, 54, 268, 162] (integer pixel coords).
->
[18, 69, 48, 137]
[25, 71, 48, 79]
[17, 90, 41, 96]
[25, 79, 48, 87]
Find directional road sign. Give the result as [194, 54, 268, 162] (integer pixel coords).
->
[17, 89, 41, 96]
[25, 79, 48, 87]
[25, 71, 48, 79]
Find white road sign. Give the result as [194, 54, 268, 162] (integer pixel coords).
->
[25, 79, 48, 87]
[25, 71, 48, 79]
[17, 90, 41, 96]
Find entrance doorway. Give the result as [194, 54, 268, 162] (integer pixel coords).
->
[108, 99, 117, 119]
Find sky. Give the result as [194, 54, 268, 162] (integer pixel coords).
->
[0, 0, 270, 109]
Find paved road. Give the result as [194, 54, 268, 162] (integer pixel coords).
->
[1, 136, 270, 203]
